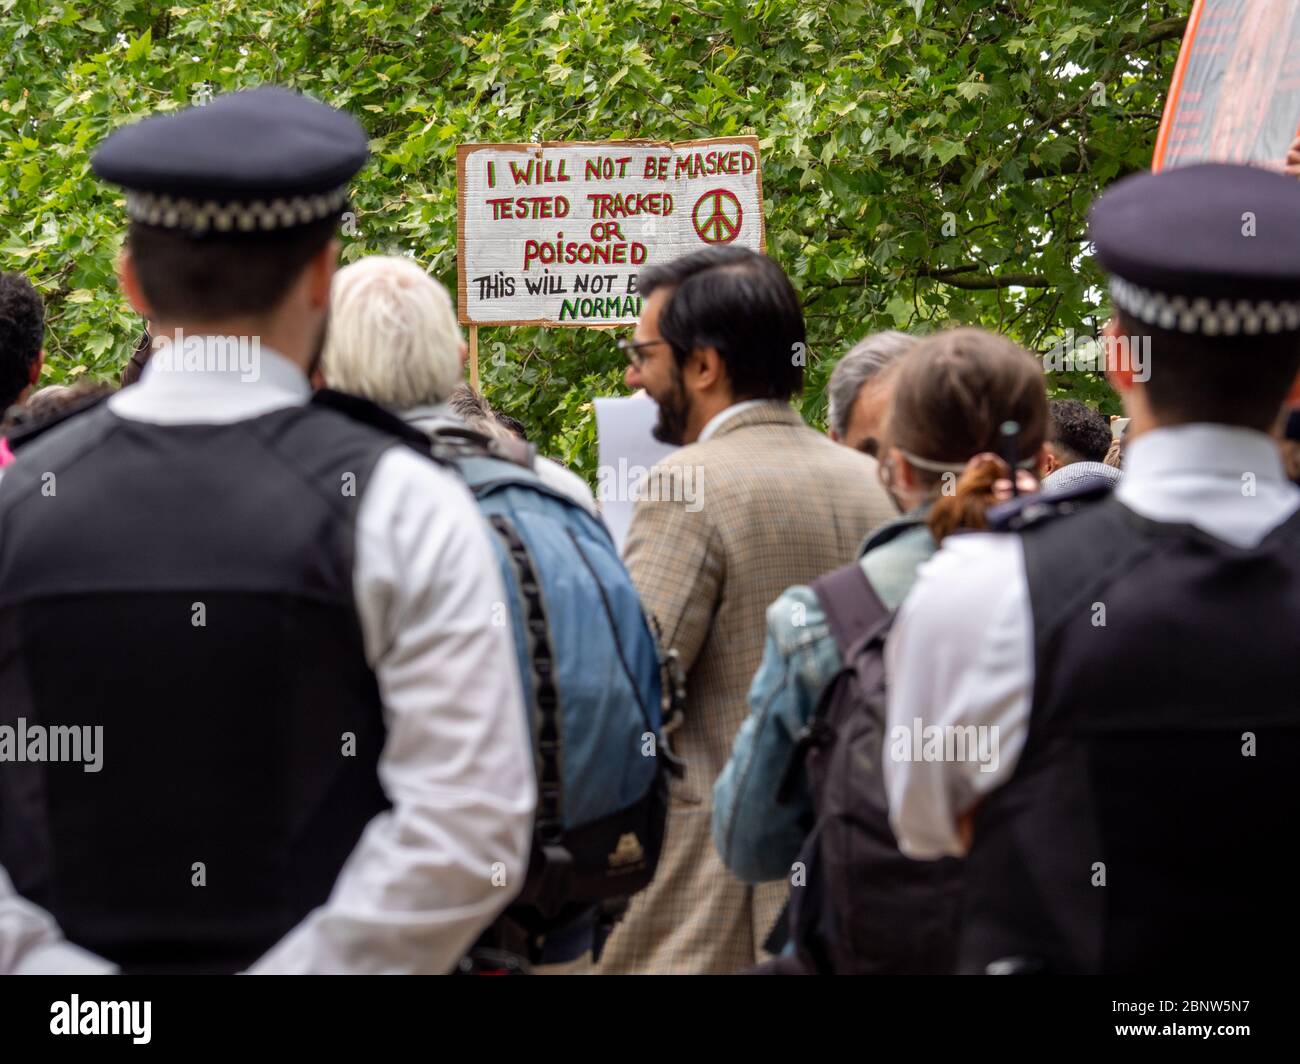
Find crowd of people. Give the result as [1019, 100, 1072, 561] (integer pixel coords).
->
[1, 86, 1298, 976]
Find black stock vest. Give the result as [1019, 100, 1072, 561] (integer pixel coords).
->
[0, 401, 397, 973]
[961, 495, 1300, 974]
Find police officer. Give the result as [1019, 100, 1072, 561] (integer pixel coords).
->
[883, 162, 1300, 973]
[0, 88, 535, 973]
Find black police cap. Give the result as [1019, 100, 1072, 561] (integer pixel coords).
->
[1090, 163, 1300, 337]
[91, 86, 368, 236]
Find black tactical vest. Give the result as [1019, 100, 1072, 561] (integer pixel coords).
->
[0, 401, 398, 973]
[961, 495, 1300, 974]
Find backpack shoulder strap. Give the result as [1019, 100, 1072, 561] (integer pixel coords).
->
[776, 563, 890, 806]
[430, 424, 537, 472]
[492, 434, 538, 471]
[810, 561, 889, 658]
[434, 430, 593, 520]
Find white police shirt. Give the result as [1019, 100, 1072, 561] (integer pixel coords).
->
[0, 341, 536, 974]
[883, 423, 1300, 860]
[0, 863, 117, 974]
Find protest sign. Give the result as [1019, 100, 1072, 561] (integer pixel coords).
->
[456, 137, 765, 328]
[1153, 0, 1300, 172]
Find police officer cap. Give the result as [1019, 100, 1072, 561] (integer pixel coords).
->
[1090, 163, 1300, 338]
[92, 86, 368, 237]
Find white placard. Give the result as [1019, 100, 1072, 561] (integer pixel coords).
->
[594, 392, 676, 556]
[457, 138, 764, 327]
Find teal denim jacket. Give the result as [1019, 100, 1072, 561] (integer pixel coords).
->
[712, 513, 936, 883]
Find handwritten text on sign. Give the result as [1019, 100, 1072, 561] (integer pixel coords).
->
[457, 138, 765, 327]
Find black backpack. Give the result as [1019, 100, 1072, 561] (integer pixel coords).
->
[780, 559, 964, 974]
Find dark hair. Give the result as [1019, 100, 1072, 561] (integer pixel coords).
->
[0, 379, 116, 438]
[1116, 310, 1300, 431]
[492, 410, 528, 440]
[883, 327, 1047, 543]
[447, 383, 492, 423]
[446, 383, 527, 441]
[0, 272, 45, 412]
[1281, 437, 1300, 484]
[638, 246, 804, 401]
[127, 216, 338, 320]
[122, 328, 152, 387]
[1048, 398, 1112, 464]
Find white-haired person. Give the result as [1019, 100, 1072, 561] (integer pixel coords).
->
[321, 255, 596, 514]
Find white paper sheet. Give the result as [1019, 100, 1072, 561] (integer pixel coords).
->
[594, 392, 676, 555]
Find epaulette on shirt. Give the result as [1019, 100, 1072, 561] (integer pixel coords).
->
[987, 480, 1114, 533]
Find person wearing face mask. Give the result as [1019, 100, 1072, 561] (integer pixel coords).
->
[713, 326, 1051, 972]
[824, 330, 915, 456]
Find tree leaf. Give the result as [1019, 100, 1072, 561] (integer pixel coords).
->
[126, 28, 152, 63]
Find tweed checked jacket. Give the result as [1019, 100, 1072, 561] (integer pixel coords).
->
[596, 400, 898, 974]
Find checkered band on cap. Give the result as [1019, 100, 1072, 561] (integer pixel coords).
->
[124, 185, 350, 234]
[1110, 275, 1300, 337]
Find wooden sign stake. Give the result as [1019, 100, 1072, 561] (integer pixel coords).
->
[469, 324, 479, 392]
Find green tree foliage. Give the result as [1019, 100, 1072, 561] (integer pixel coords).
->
[1, 0, 1188, 474]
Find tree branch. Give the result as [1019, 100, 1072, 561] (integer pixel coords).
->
[914, 265, 1054, 290]
[1128, 16, 1188, 51]
[806, 264, 1056, 301]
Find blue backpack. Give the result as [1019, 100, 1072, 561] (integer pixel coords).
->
[430, 425, 674, 938]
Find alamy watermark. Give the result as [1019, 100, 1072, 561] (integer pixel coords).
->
[0, 718, 103, 772]
[596, 459, 704, 512]
[889, 718, 999, 774]
[150, 328, 261, 382]
[50, 996, 150, 1044]
[1040, 329, 1151, 383]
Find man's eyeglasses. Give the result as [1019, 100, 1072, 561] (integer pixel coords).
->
[617, 337, 668, 367]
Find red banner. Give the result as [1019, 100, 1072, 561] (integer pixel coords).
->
[1154, 0, 1300, 172]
